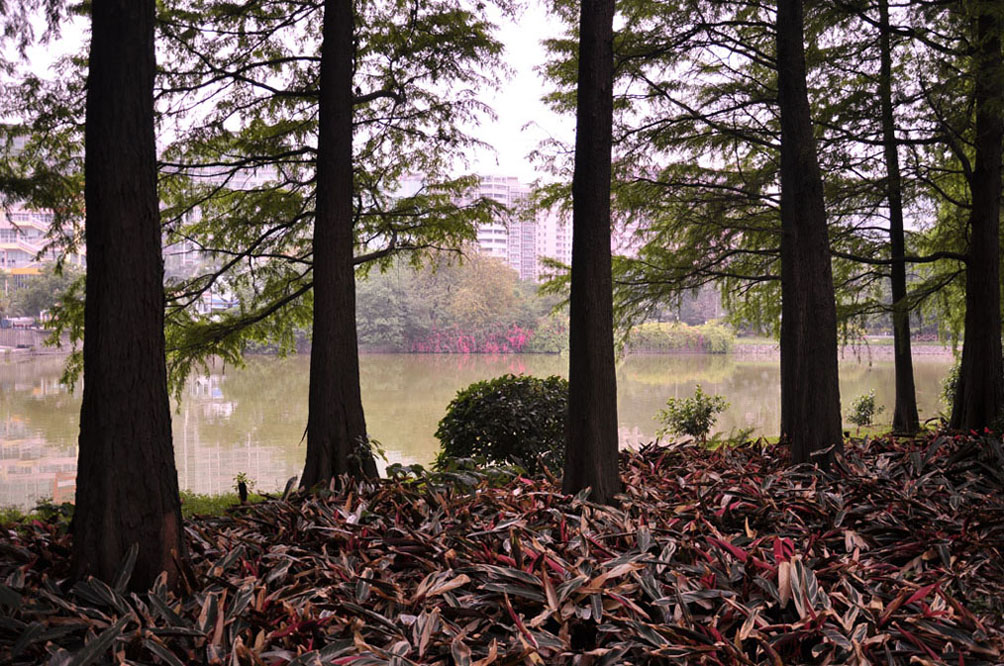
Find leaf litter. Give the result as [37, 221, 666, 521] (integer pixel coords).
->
[1, 432, 1003, 665]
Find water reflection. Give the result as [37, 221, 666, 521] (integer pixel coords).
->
[0, 352, 953, 508]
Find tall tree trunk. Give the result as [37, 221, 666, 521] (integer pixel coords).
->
[301, 0, 377, 488]
[950, 4, 1004, 431]
[72, 0, 187, 591]
[562, 0, 621, 504]
[776, 0, 843, 467]
[878, 0, 920, 435]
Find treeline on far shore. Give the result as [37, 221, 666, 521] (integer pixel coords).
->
[351, 256, 735, 355]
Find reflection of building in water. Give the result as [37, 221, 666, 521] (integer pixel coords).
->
[190, 375, 236, 422]
[202, 402, 235, 420]
[0, 434, 77, 507]
[30, 376, 67, 396]
[0, 368, 298, 507]
[191, 375, 225, 399]
[618, 426, 649, 450]
[176, 375, 298, 495]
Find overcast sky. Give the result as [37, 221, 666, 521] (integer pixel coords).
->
[467, 4, 573, 184]
[15, 4, 571, 185]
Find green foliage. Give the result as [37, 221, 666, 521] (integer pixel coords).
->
[8, 263, 83, 319]
[0, 506, 27, 525]
[706, 426, 758, 450]
[395, 456, 527, 489]
[941, 359, 1004, 422]
[847, 390, 884, 428]
[9, 0, 515, 393]
[435, 374, 568, 473]
[534, 0, 979, 343]
[356, 255, 563, 353]
[232, 472, 256, 494]
[942, 360, 960, 411]
[655, 384, 728, 442]
[538, 1, 787, 334]
[627, 322, 734, 354]
[0, 498, 73, 529]
[523, 315, 569, 353]
[148, 0, 514, 394]
[179, 490, 264, 517]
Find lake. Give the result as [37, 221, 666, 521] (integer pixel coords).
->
[0, 350, 953, 508]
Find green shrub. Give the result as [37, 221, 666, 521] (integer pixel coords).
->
[435, 374, 568, 473]
[940, 359, 1004, 428]
[655, 384, 728, 442]
[697, 323, 734, 354]
[942, 360, 960, 411]
[523, 316, 569, 353]
[627, 322, 734, 354]
[848, 390, 884, 428]
[0, 498, 74, 529]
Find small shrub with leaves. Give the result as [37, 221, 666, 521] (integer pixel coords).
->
[941, 359, 1004, 429]
[848, 390, 884, 428]
[656, 384, 728, 442]
[941, 361, 960, 411]
[232, 472, 257, 494]
[435, 374, 567, 473]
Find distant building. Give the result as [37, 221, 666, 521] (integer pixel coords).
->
[534, 207, 572, 280]
[163, 165, 274, 281]
[459, 175, 540, 281]
[463, 175, 638, 283]
[0, 204, 84, 271]
[400, 173, 570, 283]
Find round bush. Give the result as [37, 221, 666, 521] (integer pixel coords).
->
[435, 374, 568, 473]
[655, 384, 728, 442]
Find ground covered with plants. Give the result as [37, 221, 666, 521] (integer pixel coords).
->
[2, 434, 1002, 665]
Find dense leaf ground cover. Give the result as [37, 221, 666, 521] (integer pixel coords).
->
[2, 434, 1002, 665]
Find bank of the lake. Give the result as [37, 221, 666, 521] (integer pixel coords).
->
[0, 351, 954, 508]
[3, 435, 1002, 665]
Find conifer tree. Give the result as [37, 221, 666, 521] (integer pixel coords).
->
[950, 1, 1004, 431]
[300, 0, 377, 485]
[562, 0, 621, 503]
[71, 0, 187, 591]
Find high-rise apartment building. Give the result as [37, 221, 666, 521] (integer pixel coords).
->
[452, 174, 575, 283]
[0, 204, 86, 297]
[534, 207, 573, 280]
[462, 175, 539, 281]
[392, 173, 580, 282]
[0, 206, 81, 270]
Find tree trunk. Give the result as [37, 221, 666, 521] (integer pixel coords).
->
[72, 0, 187, 592]
[562, 0, 621, 504]
[878, 0, 920, 435]
[776, 0, 843, 467]
[950, 4, 1004, 431]
[301, 0, 377, 488]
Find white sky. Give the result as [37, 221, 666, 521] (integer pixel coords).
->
[15, 3, 573, 186]
[467, 3, 573, 183]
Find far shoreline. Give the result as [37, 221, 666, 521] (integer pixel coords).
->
[2, 335, 958, 361]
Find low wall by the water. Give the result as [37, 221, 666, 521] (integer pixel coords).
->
[733, 342, 954, 359]
[0, 328, 49, 349]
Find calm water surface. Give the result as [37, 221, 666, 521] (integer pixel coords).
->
[0, 351, 952, 507]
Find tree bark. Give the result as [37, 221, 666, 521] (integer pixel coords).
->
[301, 0, 377, 487]
[562, 0, 621, 504]
[72, 0, 187, 591]
[878, 0, 920, 435]
[776, 0, 843, 467]
[950, 4, 1004, 431]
